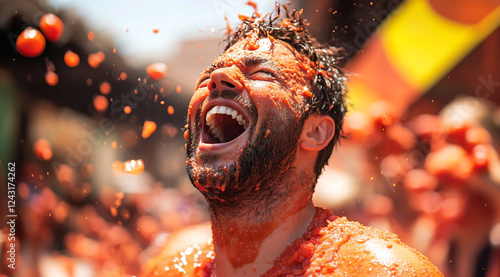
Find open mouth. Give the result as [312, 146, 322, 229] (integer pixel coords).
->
[202, 105, 249, 144]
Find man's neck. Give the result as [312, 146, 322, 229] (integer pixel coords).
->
[209, 192, 316, 277]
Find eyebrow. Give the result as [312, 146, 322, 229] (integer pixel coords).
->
[242, 56, 275, 68]
[205, 56, 280, 74]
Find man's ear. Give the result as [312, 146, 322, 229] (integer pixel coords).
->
[299, 115, 335, 151]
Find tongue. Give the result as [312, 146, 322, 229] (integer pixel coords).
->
[214, 114, 246, 142]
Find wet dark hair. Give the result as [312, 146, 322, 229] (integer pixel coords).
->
[224, 3, 347, 181]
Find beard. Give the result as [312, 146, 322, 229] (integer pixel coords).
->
[186, 97, 304, 216]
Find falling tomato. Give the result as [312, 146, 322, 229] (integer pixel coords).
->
[146, 63, 167, 81]
[16, 27, 46, 57]
[45, 71, 59, 86]
[87, 31, 95, 41]
[93, 95, 109, 112]
[167, 106, 174, 115]
[39, 13, 64, 42]
[120, 72, 127, 80]
[99, 81, 111, 95]
[64, 50, 80, 67]
[33, 138, 53, 160]
[142, 121, 157, 139]
[123, 159, 145, 175]
[110, 206, 118, 217]
[124, 159, 144, 174]
[88, 51, 105, 68]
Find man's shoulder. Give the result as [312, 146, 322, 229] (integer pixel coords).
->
[314, 216, 443, 276]
[141, 223, 213, 277]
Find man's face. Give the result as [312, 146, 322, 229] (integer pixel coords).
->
[185, 37, 313, 203]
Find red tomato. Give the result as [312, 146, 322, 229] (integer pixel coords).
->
[16, 27, 46, 57]
[39, 13, 64, 42]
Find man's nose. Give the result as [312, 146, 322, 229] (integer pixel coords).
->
[208, 67, 243, 92]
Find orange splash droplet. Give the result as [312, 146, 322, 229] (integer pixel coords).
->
[153, 29, 159, 34]
[120, 72, 127, 80]
[110, 206, 118, 217]
[123, 159, 144, 175]
[167, 106, 174, 115]
[40, 13, 64, 42]
[115, 192, 124, 200]
[16, 27, 46, 58]
[146, 62, 167, 81]
[45, 71, 59, 86]
[142, 121, 157, 138]
[123, 106, 132, 114]
[33, 138, 53, 160]
[88, 51, 105, 68]
[93, 95, 108, 112]
[64, 50, 80, 68]
[176, 85, 181, 93]
[87, 31, 95, 41]
[111, 141, 117, 149]
[247, 1, 260, 17]
[99, 81, 111, 95]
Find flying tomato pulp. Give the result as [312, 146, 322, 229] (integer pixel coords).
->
[112, 159, 145, 175]
[142, 121, 157, 139]
[146, 63, 167, 81]
[45, 71, 59, 86]
[39, 13, 64, 42]
[16, 27, 46, 58]
[64, 50, 80, 67]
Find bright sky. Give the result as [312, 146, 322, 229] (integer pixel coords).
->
[49, 0, 282, 64]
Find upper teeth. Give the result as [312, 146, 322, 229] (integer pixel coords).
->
[205, 105, 248, 141]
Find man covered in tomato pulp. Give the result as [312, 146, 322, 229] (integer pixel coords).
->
[143, 4, 443, 277]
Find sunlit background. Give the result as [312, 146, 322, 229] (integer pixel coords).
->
[1, 0, 500, 276]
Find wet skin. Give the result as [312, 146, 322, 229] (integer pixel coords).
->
[141, 36, 444, 277]
[185, 37, 320, 275]
[186, 37, 314, 204]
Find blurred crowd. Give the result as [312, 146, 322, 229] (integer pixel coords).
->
[1, 0, 499, 277]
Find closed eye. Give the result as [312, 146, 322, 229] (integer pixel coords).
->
[196, 74, 210, 89]
[250, 70, 276, 81]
